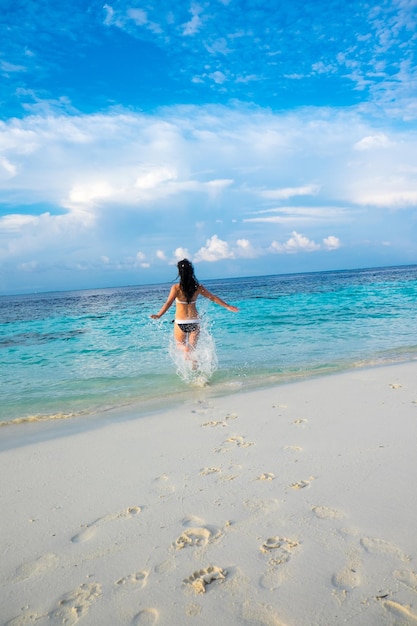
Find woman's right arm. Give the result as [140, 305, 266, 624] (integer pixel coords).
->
[150, 285, 178, 319]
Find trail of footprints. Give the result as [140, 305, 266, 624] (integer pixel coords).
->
[8, 398, 417, 625]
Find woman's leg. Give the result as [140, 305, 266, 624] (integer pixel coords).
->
[174, 325, 200, 367]
[186, 329, 200, 369]
[187, 328, 200, 351]
[174, 323, 188, 352]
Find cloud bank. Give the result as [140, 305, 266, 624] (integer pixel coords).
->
[0, 102, 416, 292]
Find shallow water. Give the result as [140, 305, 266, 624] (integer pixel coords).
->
[1, 265, 417, 425]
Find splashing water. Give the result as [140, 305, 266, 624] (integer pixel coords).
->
[168, 319, 218, 386]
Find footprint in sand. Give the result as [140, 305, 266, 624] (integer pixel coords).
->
[244, 498, 279, 514]
[214, 435, 254, 454]
[191, 401, 214, 416]
[260, 536, 299, 559]
[259, 566, 286, 591]
[15, 553, 59, 581]
[332, 555, 362, 592]
[183, 566, 227, 594]
[199, 467, 221, 476]
[175, 528, 213, 550]
[256, 473, 275, 481]
[116, 570, 149, 588]
[185, 603, 202, 617]
[393, 569, 417, 590]
[332, 566, 360, 591]
[225, 413, 238, 420]
[226, 435, 254, 448]
[290, 477, 314, 490]
[219, 473, 239, 482]
[48, 583, 102, 624]
[293, 418, 307, 425]
[259, 537, 299, 591]
[202, 420, 227, 428]
[241, 601, 285, 625]
[72, 525, 97, 544]
[71, 506, 142, 543]
[6, 613, 41, 626]
[132, 608, 159, 625]
[382, 600, 417, 623]
[153, 474, 175, 497]
[174, 518, 222, 550]
[360, 537, 410, 562]
[389, 383, 403, 390]
[154, 559, 176, 575]
[312, 505, 344, 520]
[6, 583, 100, 626]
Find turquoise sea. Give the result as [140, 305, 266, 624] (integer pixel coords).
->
[1, 265, 417, 426]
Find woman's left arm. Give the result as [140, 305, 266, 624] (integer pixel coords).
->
[199, 285, 239, 312]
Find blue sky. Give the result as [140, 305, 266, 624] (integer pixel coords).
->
[1, 0, 417, 293]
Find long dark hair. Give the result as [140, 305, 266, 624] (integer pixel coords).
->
[177, 259, 199, 303]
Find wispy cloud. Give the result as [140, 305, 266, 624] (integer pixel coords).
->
[3, 1, 416, 122]
[259, 185, 320, 200]
[244, 207, 349, 224]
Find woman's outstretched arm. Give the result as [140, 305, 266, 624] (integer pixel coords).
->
[198, 285, 239, 312]
[150, 285, 177, 319]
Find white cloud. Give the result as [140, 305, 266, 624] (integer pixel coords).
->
[103, 4, 115, 26]
[270, 232, 342, 254]
[244, 207, 348, 224]
[0, 104, 415, 291]
[208, 71, 227, 84]
[192, 235, 258, 262]
[206, 39, 231, 56]
[104, 4, 162, 34]
[270, 231, 321, 254]
[0, 61, 26, 74]
[354, 133, 390, 150]
[182, 4, 203, 36]
[0, 156, 17, 178]
[323, 236, 341, 250]
[0, 213, 38, 233]
[68, 181, 115, 208]
[194, 235, 234, 262]
[235, 238, 257, 258]
[127, 8, 147, 26]
[135, 167, 177, 189]
[355, 189, 417, 207]
[174, 247, 191, 262]
[260, 185, 320, 200]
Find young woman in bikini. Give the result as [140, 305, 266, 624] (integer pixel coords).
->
[151, 258, 238, 355]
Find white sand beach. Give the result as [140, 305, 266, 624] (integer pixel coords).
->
[2, 361, 417, 626]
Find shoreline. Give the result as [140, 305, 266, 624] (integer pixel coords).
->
[2, 352, 417, 441]
[2, 360, 417, 624]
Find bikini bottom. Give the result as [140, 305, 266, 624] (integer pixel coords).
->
[175, 319, 200, 334]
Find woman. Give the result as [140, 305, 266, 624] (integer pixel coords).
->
[151, 259, 238, 355]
